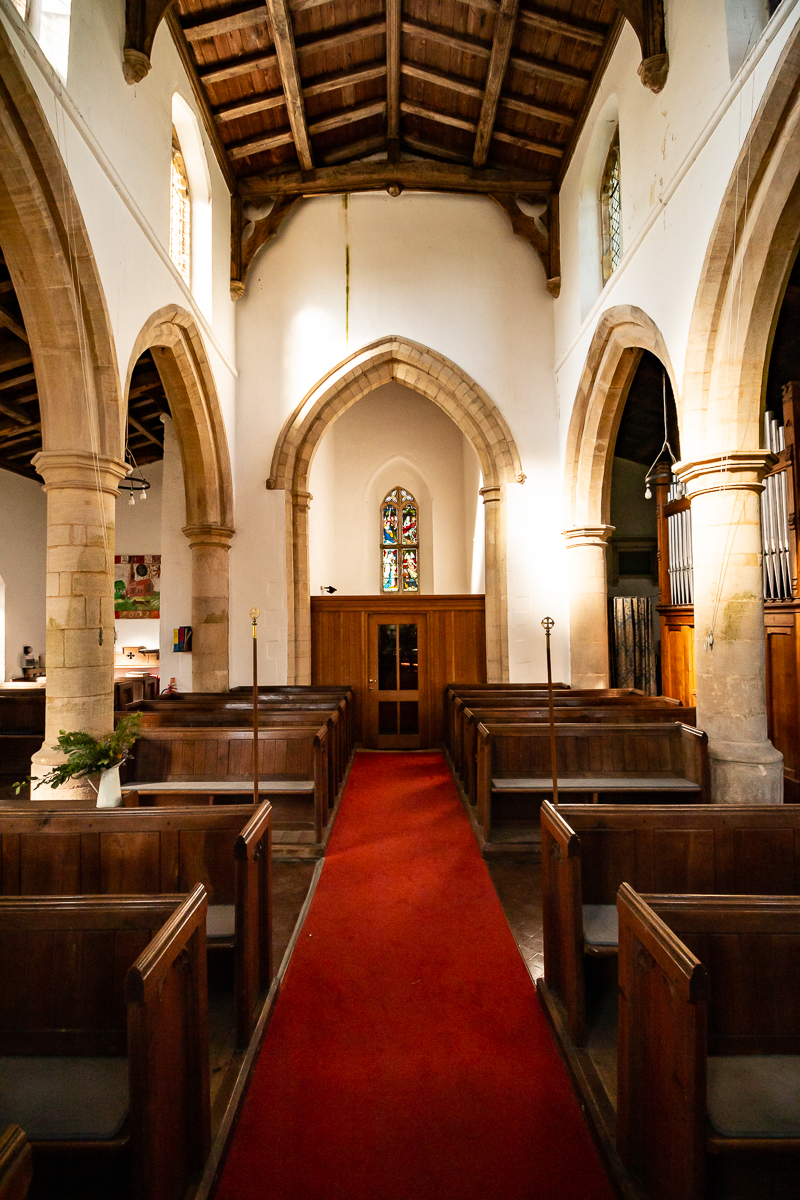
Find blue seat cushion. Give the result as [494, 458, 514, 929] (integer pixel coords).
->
[0, 1056, 129, 1141]
[708, 1056, 800, 1138]
[582, 904, 619, 947]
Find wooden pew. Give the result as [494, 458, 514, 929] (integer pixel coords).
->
[444, 682, 570, 755]
[0, 688, 44, 784]
[477, 723, 709, 843]
[0, 1127, 31, 1200]
[539, 802, 800, 1046]
[450, 688, 667, 775]
[122, 725, 328, 844]
[129, 699, 348, 808]
[0, 803, 272, 1048]
[0, 887, 210, 1200]
[616, 886, 800, 1200]
[458, 701, 696, 803]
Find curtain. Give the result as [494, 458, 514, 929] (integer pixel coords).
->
[609, 597, 656, 694]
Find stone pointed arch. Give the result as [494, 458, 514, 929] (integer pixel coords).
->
[127, 307, 235, 691]
[563, 306, 676, 687]
[269, 336, 525, 684]
[0, 22, 126, 780]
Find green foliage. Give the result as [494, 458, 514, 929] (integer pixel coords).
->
[14, 713, 142, 794]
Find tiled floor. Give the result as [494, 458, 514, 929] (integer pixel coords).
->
[485, 860, 544, 981]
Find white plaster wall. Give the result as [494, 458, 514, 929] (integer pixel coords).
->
[555, 0, 800, 460]
[0, 0, 238, 470]
[307, 382, 480, 595]
[231, 191, 566, 685]
[0, 469, 46, 679]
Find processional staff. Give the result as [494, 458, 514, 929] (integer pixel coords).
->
[250, 607, 260, 807]
[541, 617, 559, 807]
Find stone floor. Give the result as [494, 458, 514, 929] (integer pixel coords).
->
[485, 859, 544, 982]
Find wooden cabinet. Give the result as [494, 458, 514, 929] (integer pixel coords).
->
[311, 595, 486, 747]
[658, 605, 696, 707]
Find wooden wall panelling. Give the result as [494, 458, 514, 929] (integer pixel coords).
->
[658, 605, 695, 707]
[311, 595, 486, 746]
[764, 603, 800, 802]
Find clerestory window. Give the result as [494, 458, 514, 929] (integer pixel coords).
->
[600, 130, 622, 284]
[169, 128, 191, 286]
[381, 488, 419, 593]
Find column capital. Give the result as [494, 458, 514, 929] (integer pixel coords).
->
[293, 490, 313, 512]
[479, 485, 502, 505]
[674, 451, 777, 499]
[562, 524, 615, 548]
[182, 523, 236, 550]
[32, 450, 129, 495]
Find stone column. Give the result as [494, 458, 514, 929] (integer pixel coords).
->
[292, 490, 313, 686]
[480, 484, 509, 682]
[675, 452, 783, 804]
[183, 524, 235, 692]
[563, 525, 615, 688]
[31, 449, 128, 799]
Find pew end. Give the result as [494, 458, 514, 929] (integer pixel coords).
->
[617, 886, 800, 1200]
[0, 1126, 32, 1200]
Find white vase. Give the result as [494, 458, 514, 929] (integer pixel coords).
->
[96, 764, 122, 808]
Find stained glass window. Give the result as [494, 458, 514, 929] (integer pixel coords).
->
[170, 128, 191, 286]
[381, 487, 419, 592]
[600, 130, 621, 284]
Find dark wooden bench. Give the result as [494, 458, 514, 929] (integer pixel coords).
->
[0, 1126, 31, 1200]
[122, 725, 328, 843]
[128, 698, 348, 811]
[539, 802, 800, 1046]
[458, 702, 696, 804]
[0, 687, 44, 783]
[0, 803, 272, 1048]
[449, 688, 662, 772]
[0, 887, 210, 1200]
[477, 723, 709, 842]
[444, 682, 570, 755]
[617, 886, 800, 1200]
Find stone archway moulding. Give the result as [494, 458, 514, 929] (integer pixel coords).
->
[0, 20, 126, 788]
[674, 19, 800, 805]
[562, 306, 677, 688]
[268, 336, 526, 685]
[127, 307, 235, 691]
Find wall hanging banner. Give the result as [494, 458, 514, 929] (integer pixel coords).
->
[114, 555, 161, 619]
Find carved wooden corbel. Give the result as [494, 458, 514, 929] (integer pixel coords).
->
[230, 195, 304, 300]
[123, 0, 177, 83]
[612, 0, 668, 92]
[490, 194, 561, 298]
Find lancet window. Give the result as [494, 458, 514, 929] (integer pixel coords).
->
[381, 488, 419, 593]
[600, 130, 622, 284]
[169, 128, 191, 286]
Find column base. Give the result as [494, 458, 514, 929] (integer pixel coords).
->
[29, 745, 96, 803]
[708, 739, 784, 805]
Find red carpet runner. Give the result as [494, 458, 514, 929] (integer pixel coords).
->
[216, 752, 615, 1200]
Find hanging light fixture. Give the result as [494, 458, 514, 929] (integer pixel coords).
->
[644, 369, 679, 499]
[118, 446, 151, 507]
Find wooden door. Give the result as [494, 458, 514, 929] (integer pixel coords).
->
[366, 614, 427, 748]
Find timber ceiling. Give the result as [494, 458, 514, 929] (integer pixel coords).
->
[0, 243, 169, 475]
[171, 0, 619, 187]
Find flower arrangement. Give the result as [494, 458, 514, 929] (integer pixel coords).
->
[15, 712, 142, 794]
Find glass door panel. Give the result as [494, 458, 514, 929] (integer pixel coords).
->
[367, 615, 425, 749]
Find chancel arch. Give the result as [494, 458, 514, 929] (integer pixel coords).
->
[125, 307, 234, 692]
[563, 306, 678, 689]
[268, 336, 525, 686]
[0, 18, 125, 792]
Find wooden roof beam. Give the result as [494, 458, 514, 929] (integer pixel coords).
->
[229, 100, 385, 159]
[0, 392, 38, 425]
[401, 62, 483, 99]
[402, 101, 563, 157]
[473, 0, 519, 167]
[517, 7, 606, 46]
[0, 370, 35, 392]
[403, 137, 470, 164]
[508, 51, 590, 87]
[266, 0, 315, 170]
[128, 414, 163, 449]
[401, 101, 476, 134]
[239, 159, 551, 196]
[401, 20, 491, 60]
[183, 6, 267, 43]
[201, 18, 385, 85]
[321, 136, 386, 165]
[492, 128, 563, 157]
[500, 92, 574, 126]
[201, 50, 278, 86]
[386, 0, 401, 156]
[0, 305, 28, 344]
[215, 64, 387, 123]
